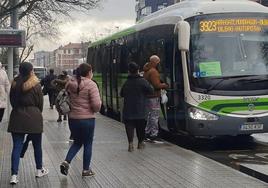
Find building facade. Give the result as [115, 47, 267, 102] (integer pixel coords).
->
[33, 51, 51, 67]
[136, 0, 176, 21]
[34, 42, 89, 75]
[51, 42, 90, 74]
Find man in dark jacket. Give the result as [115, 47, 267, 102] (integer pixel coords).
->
[143, 55, 168, 143]
[41, 69, 57, 109]
[120, 62, 153, 152]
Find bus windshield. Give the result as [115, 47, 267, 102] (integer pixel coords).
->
[188, 13, 268, 95]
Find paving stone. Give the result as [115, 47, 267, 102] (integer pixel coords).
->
[0, 98, 267, 187]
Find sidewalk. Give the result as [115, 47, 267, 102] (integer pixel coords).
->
[0, 96, 267, 187]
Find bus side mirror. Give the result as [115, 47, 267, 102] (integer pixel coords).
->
[177, 21, 190, 51]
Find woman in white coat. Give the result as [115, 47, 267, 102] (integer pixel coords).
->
[0, 62, 10, 122]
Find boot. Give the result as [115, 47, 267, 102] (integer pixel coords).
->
[57, 116, 62, 122]
[128, 142, 134, 152]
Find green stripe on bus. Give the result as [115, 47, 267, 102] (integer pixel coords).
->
[220, 105, 268, 114]
[198, 98, 268, 114]
[89, 28, 136, 47]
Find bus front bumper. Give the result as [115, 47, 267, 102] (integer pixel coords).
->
[186, 115, 268, 137]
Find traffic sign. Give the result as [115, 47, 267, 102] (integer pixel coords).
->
[0, 29, 26, 47]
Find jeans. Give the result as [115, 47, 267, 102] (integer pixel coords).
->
[0, 108, 4, 122]
[67, 117, 73, 139]
[20, 135, 33, 158]
[65, 118, 95, 170]
[11, 133, 42, 175]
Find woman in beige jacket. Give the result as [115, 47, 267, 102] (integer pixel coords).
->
[0, 62, 10, 122]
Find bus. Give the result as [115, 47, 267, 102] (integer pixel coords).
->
[33, 66, 47, 81]
[87, 0, 268, 137]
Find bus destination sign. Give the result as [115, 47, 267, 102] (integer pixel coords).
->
[199, 18, 268, 33]
[0, 29, 26, 47]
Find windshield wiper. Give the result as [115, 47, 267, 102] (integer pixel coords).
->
[204, 75, 254, 93]
[237, 77, 268, 84]
[204, 78, 227, 93]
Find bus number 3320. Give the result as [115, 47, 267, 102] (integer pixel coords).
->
[198, 95, 211, 101]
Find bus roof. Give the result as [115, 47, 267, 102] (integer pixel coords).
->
[141, 0, 268, 23]
[89, 0, 268, 48]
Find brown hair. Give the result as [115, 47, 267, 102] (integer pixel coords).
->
[76, 63, 92, 94]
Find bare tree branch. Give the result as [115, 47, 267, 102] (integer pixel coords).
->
[20, 44, 34, 63]
[0, 0, 101, 19]
[0, 0, 101, 63]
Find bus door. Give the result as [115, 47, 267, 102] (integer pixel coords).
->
[157, 39, 174, 132]
[157, 37, 185, 133]
[101, 46, 108, 114]
[111, 43, 120, 120]
[105, 46, 114, 117]
[106, 42, 120, 120]
[172, 35, 186, 133]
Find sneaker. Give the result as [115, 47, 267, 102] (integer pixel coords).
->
[10, 175, 18, 185]
[82, 169, 95, 177]
[60, 161, 69, 176]
[57, 118, 62, 122]
[36, 167, 49, 178]
[128, 143, 134, 152]
[150, 137, 164, 144]
[144, 137, 151, 142]
[137, 142, 145, 149]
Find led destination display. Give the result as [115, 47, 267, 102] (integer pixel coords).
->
[199, 18, 268, 33]
[0, 29, 26, 47]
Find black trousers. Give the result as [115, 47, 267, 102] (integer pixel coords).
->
[0, 108, 4, 122]
[48, 90, 56, 106]
[124, 119, 146, 143]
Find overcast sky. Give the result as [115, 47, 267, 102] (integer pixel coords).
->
[35, 0, 136, 51]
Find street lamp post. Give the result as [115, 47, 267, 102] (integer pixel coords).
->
[8, 0, 19, 81]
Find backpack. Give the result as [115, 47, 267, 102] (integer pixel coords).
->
[55, 89, 70, 115]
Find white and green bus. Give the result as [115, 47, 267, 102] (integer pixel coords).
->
[87, 0, 268, 137]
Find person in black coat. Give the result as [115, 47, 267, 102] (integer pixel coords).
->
[120, 62, 153, 152]
[41, 69, 57, 109]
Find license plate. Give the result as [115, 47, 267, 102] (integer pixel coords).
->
[240, 123, 263, 131]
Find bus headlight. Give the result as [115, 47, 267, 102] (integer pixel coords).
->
[189, 107, 219, 121]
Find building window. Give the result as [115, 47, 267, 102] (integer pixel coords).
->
[68, 49, 71, 54]
[141, 6, 152, 16]
[64, 50, 66, 54]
